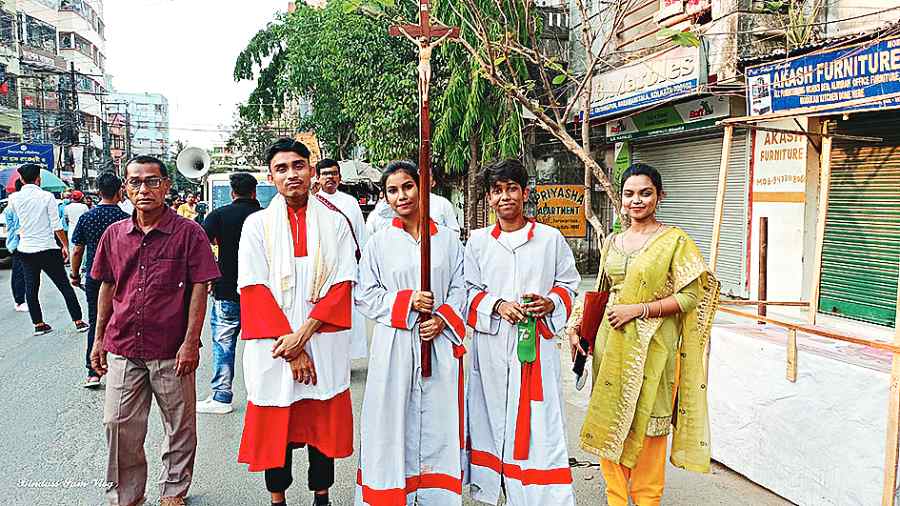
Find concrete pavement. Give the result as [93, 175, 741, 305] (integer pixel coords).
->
[0, 269, 792, 505]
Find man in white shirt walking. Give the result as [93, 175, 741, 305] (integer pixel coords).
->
[314, 158, 369, 359]
[8, 164, 88, 336]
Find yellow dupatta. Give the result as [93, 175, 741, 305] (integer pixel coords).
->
[580, 227, 720, 473]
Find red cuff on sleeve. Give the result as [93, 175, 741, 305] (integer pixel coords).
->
[310, 281, 353, 333]
[467, 291, 488, 328]
[437, 304, 466, 340]
[550, 286, 572, 318]
[392, 289, 415, 330]
[240, 284, 293, 340]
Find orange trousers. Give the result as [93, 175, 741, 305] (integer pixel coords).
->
[600, 435, 668, 506]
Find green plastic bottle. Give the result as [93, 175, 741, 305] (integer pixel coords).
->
[517, 296, 537, 363]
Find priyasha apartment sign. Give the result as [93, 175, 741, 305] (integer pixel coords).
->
[534, 185, 586, 238]
[746, 36, 900, 116]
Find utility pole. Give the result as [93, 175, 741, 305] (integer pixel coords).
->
[68, 62, 80, 187]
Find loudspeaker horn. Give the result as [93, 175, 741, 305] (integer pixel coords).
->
[176, 146, 211, 180]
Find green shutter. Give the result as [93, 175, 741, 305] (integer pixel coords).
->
[819, 113, 900, 327]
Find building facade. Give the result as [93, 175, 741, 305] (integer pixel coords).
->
[0, 2, 23, 141]
[107, 92, 169, 158]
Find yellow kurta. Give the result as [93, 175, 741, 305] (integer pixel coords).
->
[576, 226, 720, 472]
[593, 240, 701, 436]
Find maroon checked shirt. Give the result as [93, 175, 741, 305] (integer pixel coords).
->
[91, 208, 220, 360]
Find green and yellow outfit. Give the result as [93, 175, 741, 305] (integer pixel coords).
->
[573, 227, 719, 505]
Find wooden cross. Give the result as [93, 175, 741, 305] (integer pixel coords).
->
[390, 1, 459, 378]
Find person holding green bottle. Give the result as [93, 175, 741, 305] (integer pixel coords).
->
[463, 159, 580, 506]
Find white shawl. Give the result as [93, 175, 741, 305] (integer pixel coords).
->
[261, 193, 342, 308]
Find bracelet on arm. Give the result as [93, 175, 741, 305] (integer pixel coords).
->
[492, 299, 505, 315]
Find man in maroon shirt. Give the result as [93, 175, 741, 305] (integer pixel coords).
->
[90, 155, 220, 506]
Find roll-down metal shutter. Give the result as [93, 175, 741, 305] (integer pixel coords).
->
[819, 113, 900, 326]
[632, 132, 750, 297]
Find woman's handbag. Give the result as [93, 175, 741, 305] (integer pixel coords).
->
[572, 238, 611, 389]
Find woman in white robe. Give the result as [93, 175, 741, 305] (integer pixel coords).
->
[355, 161, 467, 506]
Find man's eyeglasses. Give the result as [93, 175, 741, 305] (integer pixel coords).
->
[125, 176, 167, 189]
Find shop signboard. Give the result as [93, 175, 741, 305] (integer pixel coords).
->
[747, 35, 900, 116]
[752, 118, 807, 203]
[533, 184, 586, 238]
[0, 142, 54, 172]
[605, 95, 729, 141]
[587, 44, 706, 120]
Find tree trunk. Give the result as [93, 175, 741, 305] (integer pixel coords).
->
[465, 132, 480, 235]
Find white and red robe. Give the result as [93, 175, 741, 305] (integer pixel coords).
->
[236, 195, 357, 472]
[317, 189, 369, 360]
[464, 221, 581, 505]
[354, 218, 467, 506]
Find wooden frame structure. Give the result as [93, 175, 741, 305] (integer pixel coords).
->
[712, 114, 900, 505]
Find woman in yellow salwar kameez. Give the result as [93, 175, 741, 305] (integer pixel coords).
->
[567, 163, 719, 506]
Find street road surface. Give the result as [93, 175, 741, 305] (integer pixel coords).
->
[0, 270, 792, 505]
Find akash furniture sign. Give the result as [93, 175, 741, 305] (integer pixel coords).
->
[747, 35, 900, 116]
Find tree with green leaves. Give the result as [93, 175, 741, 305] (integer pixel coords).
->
[225, 114, 282, 168]
[431, 0, 525, 233]
[234, 0, 420, 164]
[360, 0, 701, 236]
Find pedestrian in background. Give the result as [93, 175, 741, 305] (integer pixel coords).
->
[8, 164, 88, 336]
[90, 155, 219, 506]
[314, 158, 368, 360]
[64, 190, 89, 251]
[70, 172, 130, 389]
[178, 193, 199, 220]
[197, 172, 260, 415]
[5, 179, 38, 313]
[119, 192, 135, 214]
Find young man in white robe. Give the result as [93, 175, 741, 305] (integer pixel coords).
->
[237, 139, 357, 506]
[313, 158, 369, 360]
[464, 159, 581, 506]
[355, 161, 468, 506]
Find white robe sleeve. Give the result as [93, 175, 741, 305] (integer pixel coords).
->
[437, 195, 461, 234]
[355, 235, 417, 330]
[332, 215, 358, 286]
[544, 230, 581, 335]
[434, 234, 467, 346]
[463, 236, 502, 336]
[237, 214, 269, 290]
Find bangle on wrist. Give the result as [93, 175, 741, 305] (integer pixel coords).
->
[493, 299, 505, 314]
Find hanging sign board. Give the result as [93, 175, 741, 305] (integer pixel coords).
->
[587, 44, 706, 120]
[534, 184, 586, 238]
[747, 35, 900, 116]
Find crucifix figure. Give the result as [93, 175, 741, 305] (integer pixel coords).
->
[390, 0, 459, 378]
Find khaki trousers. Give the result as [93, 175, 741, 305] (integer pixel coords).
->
[103, 353, 197, 506]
